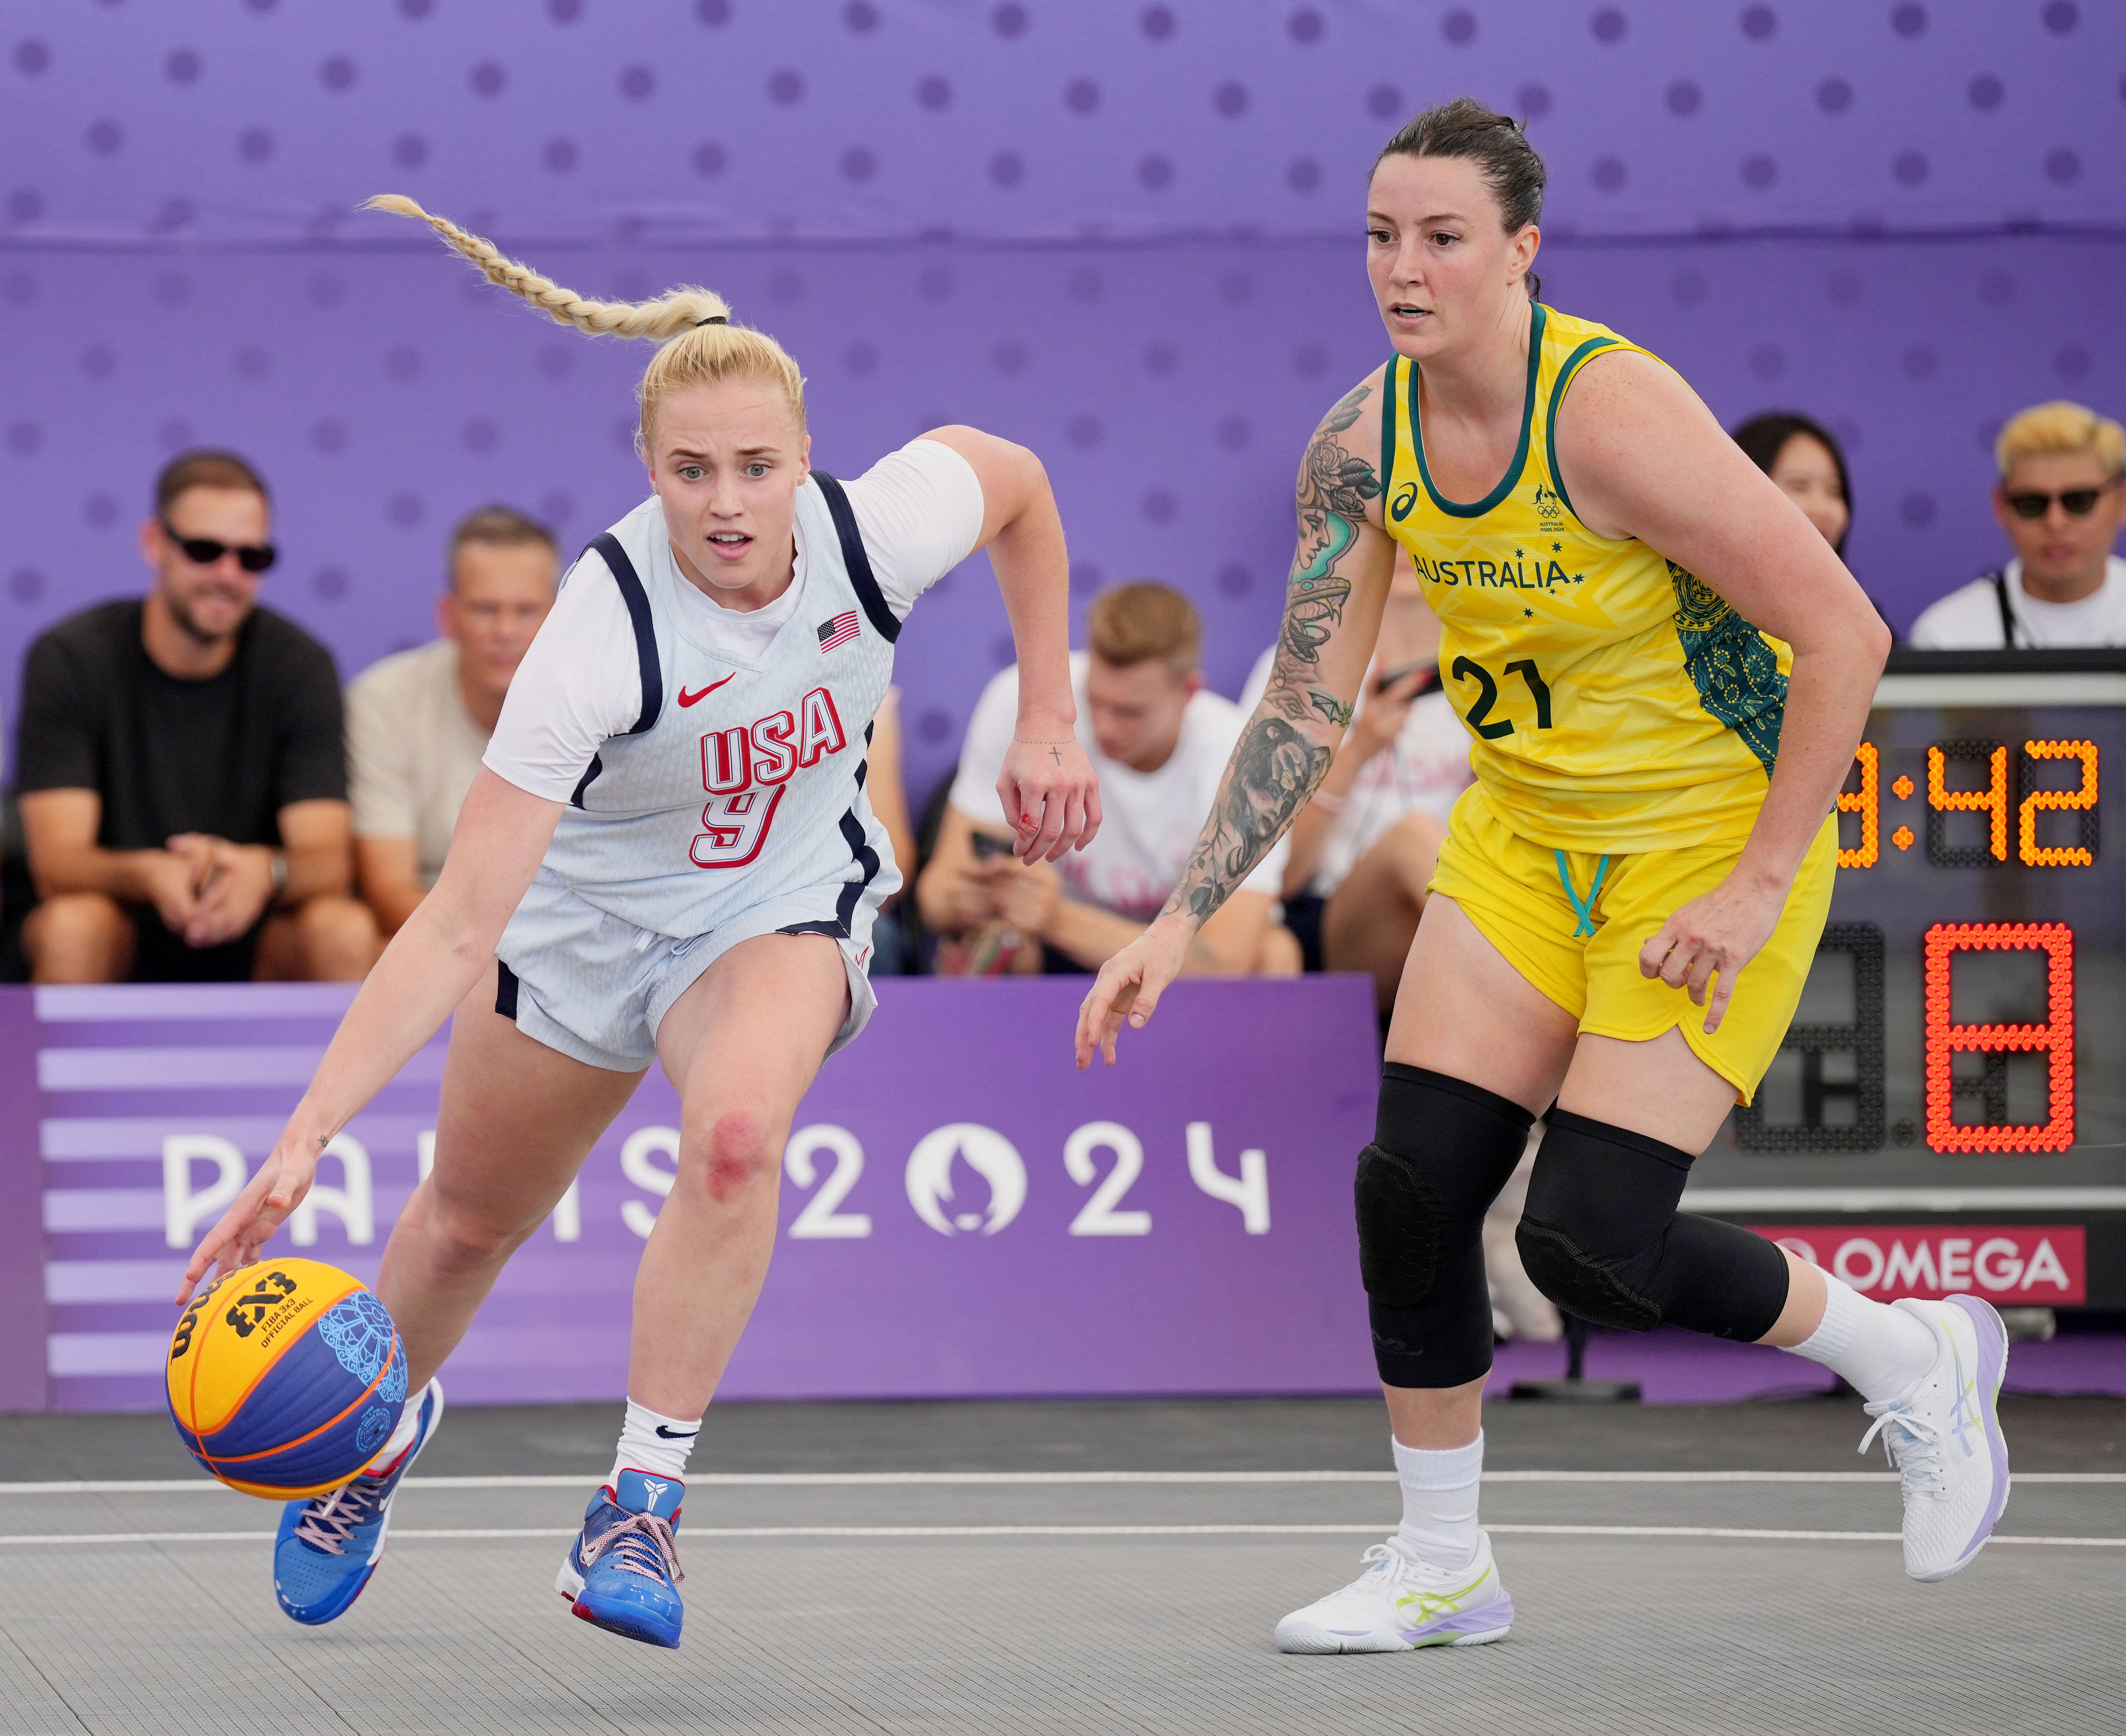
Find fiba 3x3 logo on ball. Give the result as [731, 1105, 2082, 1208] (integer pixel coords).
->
[167, 1259, 409, 1499]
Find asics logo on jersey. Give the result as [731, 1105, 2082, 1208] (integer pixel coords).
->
[677, 674, 737, 708]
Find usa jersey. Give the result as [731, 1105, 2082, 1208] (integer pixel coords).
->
[537, 472, 900, 939]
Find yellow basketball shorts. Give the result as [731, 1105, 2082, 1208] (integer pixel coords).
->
[1427, 787, 1837, 1104]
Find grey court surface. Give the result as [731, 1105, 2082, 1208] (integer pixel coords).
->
[0, 1396, 2118, 1736]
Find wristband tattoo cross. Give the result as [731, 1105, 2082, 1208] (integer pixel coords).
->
[1014, 735, 1071, 766]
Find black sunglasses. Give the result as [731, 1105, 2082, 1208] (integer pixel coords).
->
[2005, 484, 2113, 521]
[160, 519, 277, 574]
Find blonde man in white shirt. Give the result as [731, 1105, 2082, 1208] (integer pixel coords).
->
[1908, 401, 2126, 649]
[921, 581, 1298, 977]
[347, 506, 559, 938]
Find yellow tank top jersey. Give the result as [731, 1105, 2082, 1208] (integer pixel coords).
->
[1379, 303, 1790, 855]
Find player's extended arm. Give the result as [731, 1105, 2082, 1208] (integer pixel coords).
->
[1074, 376, 1399, 1066]
[176, 767, 564, 1301]
[1555, 350, 1891, 1032]
[1041, 889, 1272, 977]
[865, 689, 919, 901]
[920, 425, 1101, 864]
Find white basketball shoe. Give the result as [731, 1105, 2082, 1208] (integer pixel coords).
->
[1274, 1532, 1513, 1654]
[1857, 1295, 2011, 1583]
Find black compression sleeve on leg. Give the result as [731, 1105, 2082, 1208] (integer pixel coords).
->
[1516, 1109, 1790, 1342]
[1360, 1064, 1534, 1389]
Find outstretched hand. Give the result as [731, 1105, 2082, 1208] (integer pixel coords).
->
[173, 1129, 321, 1306]
[1638, 869, 1787, 1035]
[998, 735, 1102, 864]
[1075, 916, 1192, 1068]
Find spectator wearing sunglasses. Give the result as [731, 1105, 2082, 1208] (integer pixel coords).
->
[1909, 401, 2126, 649]
[12, 450, 377, 983]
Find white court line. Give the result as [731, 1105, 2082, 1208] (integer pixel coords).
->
[0, 1524, 2117, 1548]
[0, 1470, 2119, 1494]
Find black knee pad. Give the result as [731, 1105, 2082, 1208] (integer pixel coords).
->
[1516, 1109, 1789, 1341]
[1358, 1064, 1533, 1389]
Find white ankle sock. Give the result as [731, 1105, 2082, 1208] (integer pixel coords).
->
[360, 1405, 420, 1475]
[1391, 1431, 1483, 1572]
[609, 1399, 701, 1485]
[1785, 1274, 1936, 1402]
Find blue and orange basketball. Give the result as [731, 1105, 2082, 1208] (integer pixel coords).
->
[166, 1259, 408, 1499]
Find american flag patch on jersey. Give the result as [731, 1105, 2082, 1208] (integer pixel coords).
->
[817, 611, 860, 653]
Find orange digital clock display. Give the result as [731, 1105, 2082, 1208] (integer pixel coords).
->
[1837, 739, 2097, 869]
[1922, 923, 2077, 1153]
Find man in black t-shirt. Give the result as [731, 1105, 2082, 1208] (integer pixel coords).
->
[15, 450, 379, 982]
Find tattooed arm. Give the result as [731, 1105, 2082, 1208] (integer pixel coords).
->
[1074, 375, 1400, 1067]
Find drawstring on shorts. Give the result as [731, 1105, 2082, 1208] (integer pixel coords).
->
[1553, 850, 1611, 938]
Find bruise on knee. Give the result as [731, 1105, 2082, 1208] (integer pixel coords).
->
[689, 1110, 780, 1204]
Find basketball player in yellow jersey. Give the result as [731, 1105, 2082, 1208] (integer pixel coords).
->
[1080, 99, 2013, 1647]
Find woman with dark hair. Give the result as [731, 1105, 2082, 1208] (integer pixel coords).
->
[1733, 412, 1852, 556]
[1080, 96, 2007, 1651]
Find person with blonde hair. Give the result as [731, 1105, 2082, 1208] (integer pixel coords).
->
[176, 195, 1099, 1648]
[1909, 399, 2126, 648]
[920, 580, 1297, 977]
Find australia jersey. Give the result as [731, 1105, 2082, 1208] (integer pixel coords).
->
[1379, 303, 1790, 855]
[535, 473, 899, 938]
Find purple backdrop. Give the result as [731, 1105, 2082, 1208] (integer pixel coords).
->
[3, 4, 2123, 805]
[29, 978, 1382, 1413]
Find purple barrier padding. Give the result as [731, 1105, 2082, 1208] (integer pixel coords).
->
[34, 977, 1383, 1412]
[0, 992, 49, 1411]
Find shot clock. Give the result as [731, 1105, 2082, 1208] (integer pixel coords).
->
[1699, 653, 2126, 1309]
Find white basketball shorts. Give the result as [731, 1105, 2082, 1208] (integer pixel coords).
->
[493, 865, 885, 1072]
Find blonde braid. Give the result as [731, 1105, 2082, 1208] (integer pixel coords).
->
[361, 194, 727, 338]
[363, 193, 807, 442]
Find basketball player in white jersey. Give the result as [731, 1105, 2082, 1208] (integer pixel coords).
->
[175, 196, 1100, 1649]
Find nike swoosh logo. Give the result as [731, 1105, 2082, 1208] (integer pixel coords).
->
[678, 674, 737, 707]
[654, 1425, 698, 1439]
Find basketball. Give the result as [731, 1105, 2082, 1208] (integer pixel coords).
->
[166, 1260, 409, 1500]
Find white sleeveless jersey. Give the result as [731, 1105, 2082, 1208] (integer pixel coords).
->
[538, 472, 900, 939]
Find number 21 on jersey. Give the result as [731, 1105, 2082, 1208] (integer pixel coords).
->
[691, 686, 847, 869]
[1452, 655, 1551, 740]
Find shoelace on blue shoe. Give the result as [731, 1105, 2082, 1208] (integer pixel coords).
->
[1859, 1401, 1948, 1499]
[582, 1510, 685, 1586]
[292, 1475, 388, 1556]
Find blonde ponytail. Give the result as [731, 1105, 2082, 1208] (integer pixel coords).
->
[364, 193, 807, 444]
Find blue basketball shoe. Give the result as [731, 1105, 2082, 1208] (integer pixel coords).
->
[272, 1378, 445, 1625]
[556, 1469, 686, 1649]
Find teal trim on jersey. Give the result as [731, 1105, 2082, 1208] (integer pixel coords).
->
[1666, 560, 1787, 776]
[1554, 850, 1611, 937]
[1379, 355, 1399, 508]
[1410, 302, 1548, 519]
[1541, 335, 1623, 522]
